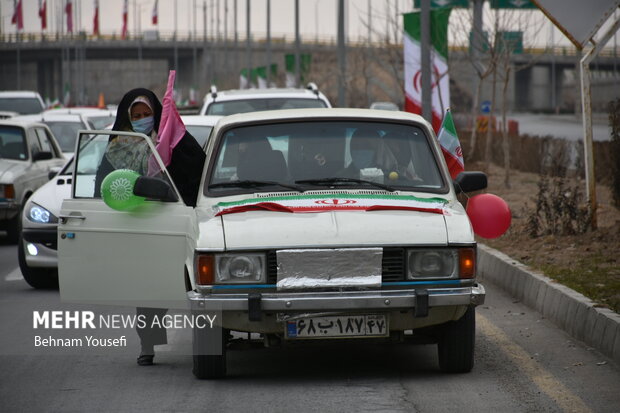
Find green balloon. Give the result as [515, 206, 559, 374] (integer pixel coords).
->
[101, 169, 145, 211]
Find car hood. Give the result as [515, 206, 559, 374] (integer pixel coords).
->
[27, 174, 71, 217]
[0, 160, 28, 183]
[219, 205, 471, 250]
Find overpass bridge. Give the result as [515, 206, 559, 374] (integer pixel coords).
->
[0, 34, 618, 111]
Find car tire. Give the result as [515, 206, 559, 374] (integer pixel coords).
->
[192, 323, 227, 379]
[17, 235, 59, 289]
[437, 306, 475, 373]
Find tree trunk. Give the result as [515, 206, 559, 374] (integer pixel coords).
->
[484, 66, 497, 170]
[469, 76, 484, 156]
[502, 66, 511, 188]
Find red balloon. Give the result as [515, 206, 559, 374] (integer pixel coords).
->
[466, 193, 511, 239]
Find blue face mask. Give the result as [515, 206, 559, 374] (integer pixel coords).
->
[351, 149, 374, 169]
[131, 116, 154, 135]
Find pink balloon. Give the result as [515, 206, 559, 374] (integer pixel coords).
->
[466, 193, 512, 239]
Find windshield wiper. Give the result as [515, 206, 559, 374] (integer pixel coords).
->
[295, 177, 396, 192]
[209, 180, 305, 192]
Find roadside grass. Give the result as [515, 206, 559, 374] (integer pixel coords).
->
[540, 256, 620, 313]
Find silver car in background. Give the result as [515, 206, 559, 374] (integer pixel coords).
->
[0, 119, 65, 244]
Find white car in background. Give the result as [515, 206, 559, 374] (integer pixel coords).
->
[18, 115, 215, 289]
[0, 119, 65, 244]
[0, 91, 46, 115]
[199, 83, 332, 116]
[15, 108, 116, 158]
[181, 115, 222, 148]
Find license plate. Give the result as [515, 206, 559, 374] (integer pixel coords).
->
[285, 314, 388, 339]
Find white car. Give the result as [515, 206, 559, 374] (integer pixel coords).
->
[43, 107, 117, 130]
[0, 119, 65, 244]
[0, 91, 46, 115]
[199, 83, 332, 116]
[15, 109, 116, 158]
[181, 115, 222, 148]
[58, 108, 488, 378]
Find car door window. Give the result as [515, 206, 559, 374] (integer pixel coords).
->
[26, 128, 42, 158]
[35, 128, 55, 155]
[73, 131, 176, 200]
[0, 126, 28, 160]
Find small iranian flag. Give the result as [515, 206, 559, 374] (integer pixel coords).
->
[437, 109, 464, 179]
[403, 8, 451, 133]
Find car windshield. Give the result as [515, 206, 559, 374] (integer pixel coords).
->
[0, 126, 28, 160]
[206, 120, 445, 196]
[206, 98, 327, 116]
[186, 125, 214, 147]
[86, 115, 116, 130]
[45, 121, 83, 152]
[0, 98, 44, 115]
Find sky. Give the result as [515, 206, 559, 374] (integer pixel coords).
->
[0, 0, 618, 50]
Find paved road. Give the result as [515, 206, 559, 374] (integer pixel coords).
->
[508, 113, 612, 142]
[1, 236, 619, 412]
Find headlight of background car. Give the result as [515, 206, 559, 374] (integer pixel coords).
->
[27, 203, 58, 224]
[215, 253, 266, 283]
[407, 249, 458, 279]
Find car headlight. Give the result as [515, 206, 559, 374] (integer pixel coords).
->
[216, 254, 265, 283]
[195, 253, 266, 285]
[27, 203, 58, 224]
[407, 248, 476, 279]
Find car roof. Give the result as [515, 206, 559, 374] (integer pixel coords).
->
[0, 91, 42, 98]
[44, 107, 117, 116]
[180, 115, 223, 126]
[13, 113, 86, 122]
[0, 118, 49, 129]
[214, 108, 428, 130]
[206, 87, 327, 101]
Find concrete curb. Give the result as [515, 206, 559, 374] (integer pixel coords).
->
[477, 243, 620, 366]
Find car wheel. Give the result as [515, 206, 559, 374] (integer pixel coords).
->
[192, 323, 227, 379]
[18, 236, 59, 289]
[437, 306, 475, 373]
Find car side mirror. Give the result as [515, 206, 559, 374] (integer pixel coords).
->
[33, 151, 53, 161]
[453, 171, 487, 194]
[133, 176, 179, 202]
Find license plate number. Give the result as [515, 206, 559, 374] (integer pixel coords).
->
[285, 314, 388, 339]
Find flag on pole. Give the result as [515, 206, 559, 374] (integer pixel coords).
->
[38, 0, 47, 31]
[152, 0, 159, 25]
[63, 83, 71, 107]
[437, 109, 464, 179]
[11, 0, 24, 31]
[66, 0, 73, 33]
[403, 8, 451, 133]
[151, 70, 206, 207]
[93, 0, 100, 36]
[285, 54, 311, 87]
[122, 0, 129, 39]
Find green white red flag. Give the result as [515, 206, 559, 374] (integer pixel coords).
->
[213, 194, 448, 216]
[437, 109, 464, 179]
[403, 8, 451, 133]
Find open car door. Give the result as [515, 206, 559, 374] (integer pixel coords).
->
[58, 131, 199, 308]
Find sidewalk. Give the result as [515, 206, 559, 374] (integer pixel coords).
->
[477, 243, 620, 365]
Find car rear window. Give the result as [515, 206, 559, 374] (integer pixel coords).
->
[0, 126, 28, 160]
[206, 98, 327, 116]
[0, 98, 44, 115]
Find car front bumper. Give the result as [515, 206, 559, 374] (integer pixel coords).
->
[188, 284, 486, 313]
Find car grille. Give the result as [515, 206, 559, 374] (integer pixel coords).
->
[266, 247, 405, 284]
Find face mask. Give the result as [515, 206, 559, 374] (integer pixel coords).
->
[131, 116, 154, 135]
[351, 149, 374, 169]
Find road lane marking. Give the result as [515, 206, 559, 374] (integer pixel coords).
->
[5, 267, 24, 282]
[477, 313, 592, 413]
